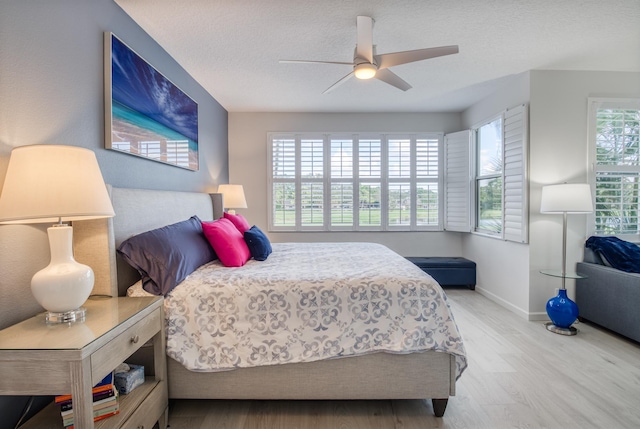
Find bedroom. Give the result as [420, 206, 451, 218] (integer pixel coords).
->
[0, 0, 639, 427]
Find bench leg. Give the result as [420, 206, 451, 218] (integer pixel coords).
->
[468, 284, 475, 290]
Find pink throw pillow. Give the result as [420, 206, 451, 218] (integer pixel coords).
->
[201, 218, 250, 267]
[223, 212, 251, 233]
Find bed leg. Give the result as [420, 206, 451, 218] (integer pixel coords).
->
[432, 398, 448, 417]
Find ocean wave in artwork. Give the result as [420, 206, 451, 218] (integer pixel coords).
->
[110, 35, 198, 143]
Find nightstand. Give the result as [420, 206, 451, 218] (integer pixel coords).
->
[0, 296, 168, 429]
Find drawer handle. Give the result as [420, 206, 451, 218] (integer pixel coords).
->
[137, 426, 144, 429]
[130, 335, 139, 344]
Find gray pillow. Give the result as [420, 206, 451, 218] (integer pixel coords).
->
[117, 216, 217, 296]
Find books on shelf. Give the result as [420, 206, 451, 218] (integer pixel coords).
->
[58, 385, 115, 412]
[54, 383, 115, 405]
[60, 389, 118, 417]
[54, 373, 119, 428]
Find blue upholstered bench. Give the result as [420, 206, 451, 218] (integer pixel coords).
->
[406, 257, 476, 290]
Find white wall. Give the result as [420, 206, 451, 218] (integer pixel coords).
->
[528, 70, 640, 316]
[228, 112, 465, 256]
[459, 70, 640, 319]
[460, 72, 532, 317]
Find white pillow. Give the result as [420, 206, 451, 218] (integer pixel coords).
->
[126, 281, 156, 297]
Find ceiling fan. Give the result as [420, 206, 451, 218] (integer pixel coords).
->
[280, 16, 459, 94]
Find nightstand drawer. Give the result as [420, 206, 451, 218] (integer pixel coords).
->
[91, 307, 162, 383]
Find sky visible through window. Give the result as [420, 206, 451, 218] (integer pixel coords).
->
[478, 120, 502, 175]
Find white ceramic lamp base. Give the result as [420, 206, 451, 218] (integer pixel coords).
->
[31, 225, 94, 324]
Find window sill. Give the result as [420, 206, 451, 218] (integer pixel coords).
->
[471, 230, 503, 240]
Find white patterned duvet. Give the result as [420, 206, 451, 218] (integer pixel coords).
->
[162, 242, 467, 379]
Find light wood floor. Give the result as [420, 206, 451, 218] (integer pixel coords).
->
[167, 289, 640, 429]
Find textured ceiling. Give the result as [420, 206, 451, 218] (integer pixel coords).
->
[115, 0, 640, 113]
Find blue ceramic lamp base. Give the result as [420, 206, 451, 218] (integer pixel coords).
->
[545, 289, 579, 336]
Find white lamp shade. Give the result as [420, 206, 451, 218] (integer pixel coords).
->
[217, 184, 247, 209]
[540, 183, 593, 214]
[0, 145, 115, 224]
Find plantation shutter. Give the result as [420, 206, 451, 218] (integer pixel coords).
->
[588, 99, 640, 236]
[272, 137, 296, 179]
[270, 136, 297, 230]
[330, 137, 354, 229]
[502, 104, 528, 243]
[444, 130, 472, 232]
[415, 137, 441, 228]
[357, 138, 382, 229]
[300, 138, 324, 229]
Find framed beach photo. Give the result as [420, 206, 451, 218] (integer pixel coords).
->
[104, 33, 199, 171]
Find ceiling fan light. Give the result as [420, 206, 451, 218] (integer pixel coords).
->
[354, 63, 377, 79]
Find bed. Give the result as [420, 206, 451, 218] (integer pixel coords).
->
[74, 186, 467, 417]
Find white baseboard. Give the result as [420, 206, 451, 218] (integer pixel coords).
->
[527, 312, 549, 322]
[474, 286, 549, 321]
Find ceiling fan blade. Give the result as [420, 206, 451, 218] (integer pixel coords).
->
[374, 69, 412, 91]
[356, 16, 374, 63]
[376, 45, 459, 69]
[279, 60, 354, 65]
[323, 71, 354, 94]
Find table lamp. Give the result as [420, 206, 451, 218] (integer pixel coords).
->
[540, 182, 593, 335]
[217, 184, 247, 215]
[0, 145, 115, 323]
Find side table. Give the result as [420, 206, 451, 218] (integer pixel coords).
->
[0, 296, 167, 428]
[540, 270, 587, 335]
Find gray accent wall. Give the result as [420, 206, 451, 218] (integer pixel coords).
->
[0, 2, 228, 425]
[0, 0, 228, 328]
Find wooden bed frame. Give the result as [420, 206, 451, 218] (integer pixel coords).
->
[74, 186, 457, 416]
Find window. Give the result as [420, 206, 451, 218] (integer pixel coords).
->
[589, 99, 640, 236]
[475, 117, 503, 234]
[456, 104, 527, 242]
[268, 133, 442, 231]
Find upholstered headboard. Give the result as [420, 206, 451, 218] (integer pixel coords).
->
[74, 186, 224, 297]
